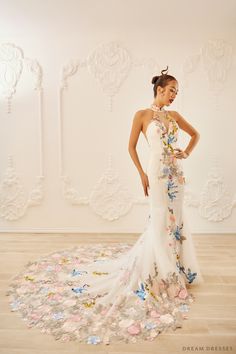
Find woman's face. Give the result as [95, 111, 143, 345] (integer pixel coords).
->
[158, 80, 178, 106]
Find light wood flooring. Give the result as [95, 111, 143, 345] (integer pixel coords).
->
[0, 233, 236, 354]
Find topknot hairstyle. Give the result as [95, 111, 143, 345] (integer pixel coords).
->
[151, 66, 177, 98]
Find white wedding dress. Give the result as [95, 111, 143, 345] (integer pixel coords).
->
[7, 104, 204, 345]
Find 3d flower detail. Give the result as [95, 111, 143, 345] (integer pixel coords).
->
[150, 310, 161, 318]
[52, 312, 64, 320]
[179, 304, 190, 312]
[167, 135, 175, 145]
[173, 225, 181, 240]
[60, 258, 69, 264]
[186, 269, 197, 283]
[10, 300, 21, 311]
[176, 262, 197, 284]
[71, 269, 88, 276]
[71, 284, 89, 294]
[169, 213, 176, 223]
[178, 175, 185, 184]
[167, 190, 178, 202]
[87, 335, 101, 344]
[159, 313, 174, 324]
[92, 271, 109, 276]
[145, 322, 158, 330]
[82, 299, 96, 308]
[127, 323, 141, 335]
[134, 282, 147, 300]
[162, 167, 170, 176]
[47, 291, 56, 298]
[167, 179, 178, 199]
[172, 223, 186, 243]
[178, 288, 188, 300]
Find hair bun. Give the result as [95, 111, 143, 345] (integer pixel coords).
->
[161, 66, 169, 75]
[151, 65, 169, 85]
[151, 76, 159, 85]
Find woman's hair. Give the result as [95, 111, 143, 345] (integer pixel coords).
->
[151, 66, 177, 98]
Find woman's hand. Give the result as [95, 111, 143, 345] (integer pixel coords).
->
[140, 172, 150, 197]
[173, 148, 189, 159]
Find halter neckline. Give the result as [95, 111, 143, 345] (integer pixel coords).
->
[150, 104, 165, 112]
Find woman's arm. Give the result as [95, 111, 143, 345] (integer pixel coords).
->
[128, 110, 145, 176]
[172, 111, 200, 158]
[128, 110, 150, 196]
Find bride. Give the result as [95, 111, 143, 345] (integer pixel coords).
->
[7, 66, 204, 345]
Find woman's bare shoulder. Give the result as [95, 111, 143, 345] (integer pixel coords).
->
[168, 110, 184, 122]
[133, 108, 151, 121]
[134, 108, 151, 115]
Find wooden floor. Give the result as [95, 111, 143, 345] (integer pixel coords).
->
[0, 233, 236, 354]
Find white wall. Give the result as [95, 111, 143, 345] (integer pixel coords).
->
[0, 0, 235, 233]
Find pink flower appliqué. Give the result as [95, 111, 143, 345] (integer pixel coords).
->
[150, 310, 161, 318]
[100, 308, 109, 316]
[178, 288, 188, 299]
[127, 323, 141, 335]
[178, 176, 185, 184]
[68, 315, 81, 322]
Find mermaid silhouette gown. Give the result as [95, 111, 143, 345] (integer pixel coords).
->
[7, 104, 204, 345]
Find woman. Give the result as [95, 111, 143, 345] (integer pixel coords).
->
[127, 66, 203, 286]
[128, 66, 199, 197]
[7, 67, 204, 346]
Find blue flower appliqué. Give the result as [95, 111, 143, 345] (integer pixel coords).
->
[71, 269, 88, 277]
[167, 135, 175, 145]
[174, 225, 182, 241]
[52, 312, 64, 320]
[167, 179, 178, 201]
[145, 322, 158, 330]
[10, 300, 21, 311]
[179, 304, 189, 312]
[87, 335, 101, 344]
[134, 282, 147, 300]
[176, 262, 197, 284]
[186, 269, 197, 283]
[72, 284, 89, 294]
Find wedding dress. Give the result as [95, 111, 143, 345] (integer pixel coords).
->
[7, 104, 204, 345]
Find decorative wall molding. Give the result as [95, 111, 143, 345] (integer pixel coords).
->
[199, 170, 235, 221]
[0, 156, 44, 221]
[60, 40, 159, 112]
[24, 57, 43, 91]
[87, 41, 132, 111]
[182, 38, 233, 111]
[201, 39, 233, 92]
[0, 43, 24, 113]
[61, 60, 85, 90]
[59, 39, 235, 223]
[59, 40, 159, 221]
[0, 43, 43, 113]
[0, 43, 44, 220]
[61, 154, 147, 221]
[184, 164, 236, 222]
[89, 155, 133, 221]
[181, 39, 235, 221]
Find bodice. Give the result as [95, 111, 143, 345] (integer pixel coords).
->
[145, 111, 179, 155]
[146, 108, 184, 182]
